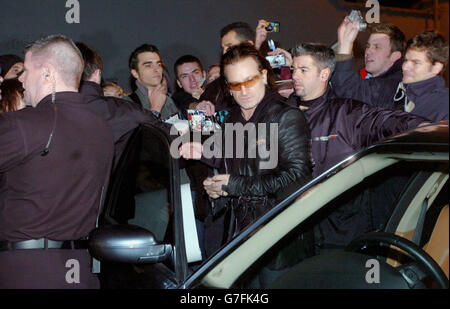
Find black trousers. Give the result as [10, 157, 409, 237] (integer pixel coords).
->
[0, 249, 99, 289]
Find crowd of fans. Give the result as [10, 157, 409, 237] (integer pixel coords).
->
[0, 14, 448, 289]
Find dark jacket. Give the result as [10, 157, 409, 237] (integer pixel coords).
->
[172, 90, 199, 113]
[199, 77, 234, 112]
[203, 90, 313, 233]
[0, 92, 114, 288]
[402, 75, 449, 122]
[80, 81, 172, 168]
[287, 87, 426, 249]
[0, 92, 114, 241]
[287, 87, 426, 178]
[331, 57, 403, 109]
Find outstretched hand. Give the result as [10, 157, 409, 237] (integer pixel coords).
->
[179, 142, 203, 160]
[195, 100, 215, 116]
[267, 47, 293, 67]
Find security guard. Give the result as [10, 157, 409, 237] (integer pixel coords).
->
[0, 35, 114, 289]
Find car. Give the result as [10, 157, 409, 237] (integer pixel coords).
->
[89, 122, 449, 289]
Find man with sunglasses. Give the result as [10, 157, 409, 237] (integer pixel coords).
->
[180, 44, 314, 286]
[195, 21, 268, 116]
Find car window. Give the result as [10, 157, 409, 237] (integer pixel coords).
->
[229, 160, 447, 288]
[102, 125, 174, 243]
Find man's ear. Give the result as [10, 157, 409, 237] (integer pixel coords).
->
[431, 61, 444, 76]
[261, 69, 268, 85]
[176, 79, 183, 89]
[131, 69, 139, 80]
[390, 51, 402, 63]
[42, 66, 51, 78]
[42, 65, 56, 83]
[89, 69, 102, 84]
[320, 67, 331, 82]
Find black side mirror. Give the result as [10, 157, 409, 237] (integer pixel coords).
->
[88, 224, 172, 264]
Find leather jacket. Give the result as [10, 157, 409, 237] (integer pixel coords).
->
[203, 89, 312, 233]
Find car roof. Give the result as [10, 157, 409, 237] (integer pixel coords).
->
[370, 122, 449, 151]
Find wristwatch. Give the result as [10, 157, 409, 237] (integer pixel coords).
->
[151, 110, 161, 119]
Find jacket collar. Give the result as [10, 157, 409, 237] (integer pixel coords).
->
[290, 85, 335, 110]
[231, 89, 283, 124]
[79, 81, 103, 96]
[36, 91, 83, 108]
[405, 75, 446, 100]
[135, 80, 149, 97]
[378, 58, 403, 79]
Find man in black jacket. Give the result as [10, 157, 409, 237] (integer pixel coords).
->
[181, 44, 312, 234]
[0, 35, 114, 289]
[331, 16, 405, 109]
[288, 43, 427, 252]
[180, 45, 314, 286]
[197, 20, 272, 115]
[172, 54, 206, 114]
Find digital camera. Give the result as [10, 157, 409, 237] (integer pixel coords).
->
[266, 54, 286, 68]
[265, 21, 280, 32]
[348, 10, 367, 32]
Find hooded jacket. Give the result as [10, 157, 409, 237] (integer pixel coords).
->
[398, 75, 449, 122]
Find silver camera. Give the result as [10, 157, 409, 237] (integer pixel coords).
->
[266, 54, 286, 68]
[348, 10, 367, 32]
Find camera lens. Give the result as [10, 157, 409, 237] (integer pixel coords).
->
[359, 22, 367, 31]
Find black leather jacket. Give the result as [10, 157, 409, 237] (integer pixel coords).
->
[203, 90, 312, 233]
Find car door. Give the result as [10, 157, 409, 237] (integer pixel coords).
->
[187, 147, 448, 289]
[98, 125, 189, 288]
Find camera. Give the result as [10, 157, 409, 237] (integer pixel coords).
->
[265, 21, 280, 32]
[266, 54, 286, 68]
[348, 10, 367, 32]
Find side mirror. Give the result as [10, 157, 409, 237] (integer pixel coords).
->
[88, 224, 172, 264]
